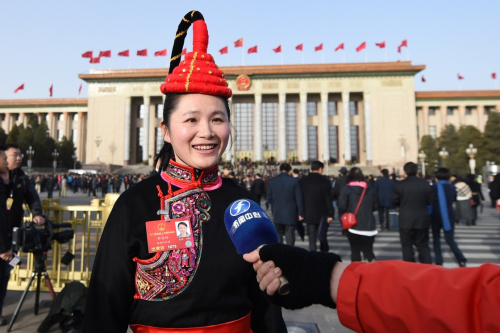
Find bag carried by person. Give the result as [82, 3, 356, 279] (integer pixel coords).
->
[341, 186, 367, 230]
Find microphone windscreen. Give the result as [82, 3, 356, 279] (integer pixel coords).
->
[224, 199, 278, 254]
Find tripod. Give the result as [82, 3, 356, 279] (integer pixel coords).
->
[7, 250, 56, 332]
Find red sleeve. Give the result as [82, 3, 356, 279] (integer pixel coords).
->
[337, 261, 500, 333]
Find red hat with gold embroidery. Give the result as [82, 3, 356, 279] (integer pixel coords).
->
[160, 11, 232, 98]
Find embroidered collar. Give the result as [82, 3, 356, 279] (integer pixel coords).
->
[161, 159, 222, 191]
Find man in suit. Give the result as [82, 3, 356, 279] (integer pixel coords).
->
[333, 167, 348, 220]
[374, 168, 396, 231]
[250, 173, 265, 206]
[266, 163, 304, 246]
[392, 162, 432, 263]
[299, 161, 334, 252]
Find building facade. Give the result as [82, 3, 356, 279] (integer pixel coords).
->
[1, 61, 500, 172]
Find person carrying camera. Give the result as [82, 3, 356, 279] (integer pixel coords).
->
[1, 144, 45, 326]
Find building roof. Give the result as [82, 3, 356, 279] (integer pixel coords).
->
[0, 98, 87, 108]
[78, 61, 426, 81]
[416, 90, 500, 100]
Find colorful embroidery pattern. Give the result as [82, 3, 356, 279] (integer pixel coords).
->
[134, 187, 211, 301]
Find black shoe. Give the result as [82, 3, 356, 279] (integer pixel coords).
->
[459, 261, 467, 267]
[0, 316, 7, 326]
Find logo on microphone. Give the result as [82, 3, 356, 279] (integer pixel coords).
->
[229, 199, 251, 216]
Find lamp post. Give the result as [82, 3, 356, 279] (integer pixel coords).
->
[95, 136, 103, 161]
[418, 150, 427, 177]
[465, 143, 477, 174]
[51, 149, 59, 174]
[439, 147, 449, 167]
[72, 154, 77, 169]
[26, 146, 35, 173]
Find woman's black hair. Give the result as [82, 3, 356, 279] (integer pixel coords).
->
[153, 93, 231, 172]
[347, 167, 365, 182]
[178, 221, 188, 229]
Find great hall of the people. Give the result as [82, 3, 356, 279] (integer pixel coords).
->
[1, 61, 500, 172]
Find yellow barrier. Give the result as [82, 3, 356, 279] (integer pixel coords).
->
[8, 194, 117, 292]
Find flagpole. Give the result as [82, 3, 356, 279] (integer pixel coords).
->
[406, 49, 410, 61]
[343, 50, 345, 63]
[322, 53, 324, 64]
[280, 53, 283, 65]
[242, 49, 245, 66]
[365, 51, 368, 63]
[302, 52, 304, 64]
[385, 48, 388, 62]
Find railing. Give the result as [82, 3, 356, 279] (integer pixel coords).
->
[7, 193, 119, 292]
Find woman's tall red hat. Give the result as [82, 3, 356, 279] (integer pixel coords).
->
[160, 11, 232, 98]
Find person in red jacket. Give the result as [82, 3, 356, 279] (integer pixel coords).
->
[244, 243, 500, 333]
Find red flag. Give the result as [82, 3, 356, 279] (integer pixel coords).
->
[118, 50, 129, 57]
[397, 39, 408, 53]
[234, 38, 243, 47]
[49, 84, 53, 97]
[137, 49, 148, 56]
[154, 49, 167, 56]
[375, 41, 386, 48]
[335, 43, 344, 51]
[182, 48, 187, 55]
[421, 76, 426, 82]
[492, 73, 497, 79]
[219, 46, 228, 54]
[295, 44, 303, 51]
[14, 84, 24, 93]
[90, 57, 100, 64]
[458, 73, 464, 80]
[248, 46, 258, 54]
[99, 50, 111, 57]
[81, 51, 93, 58]
[79, 83, 82, 95]
[273, 45, 282, 53]
[315, 43, 323, 51]
[356, 42, 366, 52]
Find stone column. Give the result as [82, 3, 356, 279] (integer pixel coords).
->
[342, 91, 351, 162]
[78, 112, 85, 162]
[477, 105, 485, 132]
[19, 113, 27, 127]
[278, 92, 287, 162]
[364, 92, 373, 165]
[458, 105, 466, 126]
[48, 112, 56, 139]
[422, 105, 429, 136]
[320, 92, 329, 162]
[124, 98, 131, 165]
[300, 92, 308, 161]
[64, 112, 71, 139]
[440, 105, 447, 130]
[141, 96, 151, 163]
[254, 93, 263, 161]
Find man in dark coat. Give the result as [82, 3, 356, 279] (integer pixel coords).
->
[333, 167, 348, 220]
[392, 162, 432, 263]
[250, 173, 265, 206]
[299, 161, 334, 252]
[266, 163, 304, 246]
[374, 168, 395, 231]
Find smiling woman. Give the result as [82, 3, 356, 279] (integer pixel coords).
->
[83, 10, 287, 333]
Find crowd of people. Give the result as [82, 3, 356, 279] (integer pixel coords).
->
[237, 160, 489, 268]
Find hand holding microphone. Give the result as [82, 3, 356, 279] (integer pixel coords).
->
[224, 198, 342, 310]
[224, 199, 290, 295]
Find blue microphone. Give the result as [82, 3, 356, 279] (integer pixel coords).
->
[224, 199, 290, 295]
